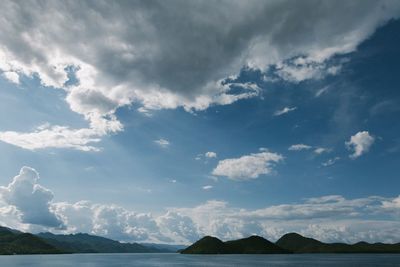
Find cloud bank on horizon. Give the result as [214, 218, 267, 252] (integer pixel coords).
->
[0, 0, 399, 151]
[0, 167, 400, 244]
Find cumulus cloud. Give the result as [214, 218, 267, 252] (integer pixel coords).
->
[1, 167, 400, 244]
[274, 106, 297, 116]
[2, 71, 20, 84]
[170, 196, 400, 243]
[154, 138, 170, 148]
[157, 211, 200, 244]
[0, 0, 399, 150]
[346, 131, 375, 159]
[0, 167, 64, 228]
[212, 149, 283, 181]
[288, 144, 312, 151]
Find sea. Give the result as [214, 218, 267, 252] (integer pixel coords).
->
[0, 253, 399, 266]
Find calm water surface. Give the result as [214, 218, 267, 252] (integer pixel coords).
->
[0, 253, 399, 267]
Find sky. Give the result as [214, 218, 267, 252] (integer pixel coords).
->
[0, 0, 400, 245]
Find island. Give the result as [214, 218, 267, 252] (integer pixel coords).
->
[181, 233, 400, 254]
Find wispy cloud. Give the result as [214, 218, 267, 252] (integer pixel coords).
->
[288, 144, 312, 151]
[0, 125, 103, 152]
[322, 157, 341, 167]
[314, 147, 331, 154]
[315, 86, 330, 97]
[289, 144, 330, 155]
[274, 106, 297, 116]
[154, 138, 170, 148]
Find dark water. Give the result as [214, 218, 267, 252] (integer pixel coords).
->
[0, 253, 400, 267]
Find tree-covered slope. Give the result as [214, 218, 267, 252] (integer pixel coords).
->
[276, 232, 400, 253]
[37, 232, 165, 253]
[181, 235, 290, 254]
[0, 227, 63, 255]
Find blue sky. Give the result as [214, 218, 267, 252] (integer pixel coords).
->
[0, 1, 400, 244]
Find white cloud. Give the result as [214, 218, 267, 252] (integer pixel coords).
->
[2, 71, 20, 84]
[314, 147, 330, 154]
[154, 138, 170, 148]
[288, 144, 312, 151]
[345, 131, 375, 159]
[205, 152, 217, 158]
[0, 1, 398, 150]
[274, 106, 297, 116]
[272, 58, 342, 83]
[195, 151, 218, 162]
[0, 125, 103, 152]
[202, 185, 213, 190]
[322, 157, 341, 167]
[171, 196, 400, 244]
[382, 196, 400, 210]
[0, 167, 64, 228]
[212, 149, 283, 181]
[156, 211, 200, 244]
[289, 144, 330, 155]
[1, 167, 400, 244]
[315, 86, 330, 97]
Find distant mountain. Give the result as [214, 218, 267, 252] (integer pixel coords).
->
[276, 232, 400, 253]
[181, 235, 290, 254]
[0, 226, 63, 255]
[37, 232, 167, 253]
[140, 243, 186, 252]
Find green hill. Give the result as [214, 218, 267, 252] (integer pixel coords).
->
[276, 232, 324, 252]
[0, 227, 63, 255]
[37, 232, 165, 253]
[225, 235, 290, 254]
[181, 236, 228, 254]
[276, 232, 400, 253]
[181, 235, 290, 254]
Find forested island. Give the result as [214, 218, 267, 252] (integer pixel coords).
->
[181, 233, 400, 254]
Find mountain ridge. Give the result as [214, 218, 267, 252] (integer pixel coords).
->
[181, 235, 291, 254]
[182, 233, 400, 254]
[2, 225, 400, 255]
[276, 232, 400, 253]
[37, 232, 168, 253]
